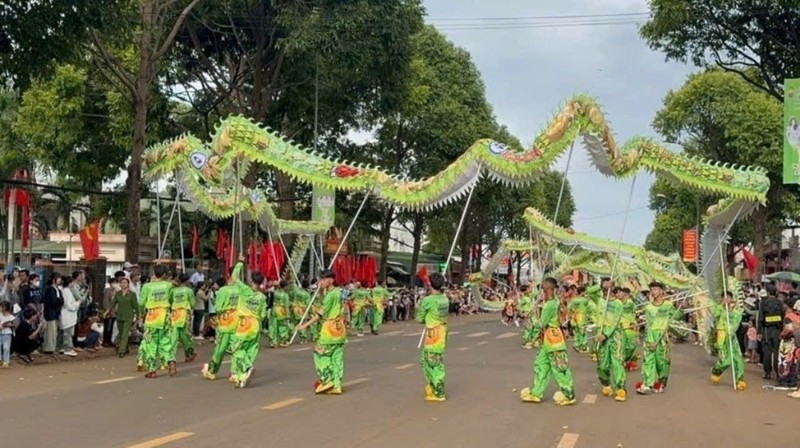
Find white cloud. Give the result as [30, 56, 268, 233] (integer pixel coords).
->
[424, 0, 695, 247]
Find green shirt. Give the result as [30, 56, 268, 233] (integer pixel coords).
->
[111, 290, 138, 322]
[290, 286, 310, 319]
[533, 296, 567, 352]
[215, 285, 241, 334]
[567, 295, 588, 326]
[370, 287, 390, 308]
[599, 299, 624, 338]
[711, 302, 743, 335]
[317, 287, 346, 345]
[416, 293, 449, 353]
[273, 290, 290, 320]
[518, 293, 534, 315]
[170, 285, 194, 327]
[235, 290, 267, 339]
[643, 301, 682, 344]
[352, 288, 369, 312]
[620, 299, 636, 332]
[140, 280, 173, 329]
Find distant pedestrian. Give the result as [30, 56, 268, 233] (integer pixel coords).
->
[0, 301, 17, 366]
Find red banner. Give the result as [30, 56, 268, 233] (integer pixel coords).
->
[682, 229, 698, 263]
[191, 225, 199, 257]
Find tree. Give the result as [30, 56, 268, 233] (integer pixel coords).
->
[640, 0, 800, 101]
[643, 69, 790, 270]
[0, 0, 201, 262]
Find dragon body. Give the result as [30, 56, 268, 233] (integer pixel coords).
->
[144, 95, 768, 308]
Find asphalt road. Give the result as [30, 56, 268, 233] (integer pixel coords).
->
[3, 314, 797, 448]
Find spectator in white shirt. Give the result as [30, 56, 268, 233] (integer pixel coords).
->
[59, 276, 79, 357]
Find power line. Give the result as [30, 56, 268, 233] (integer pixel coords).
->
[426, 12, 649, 22]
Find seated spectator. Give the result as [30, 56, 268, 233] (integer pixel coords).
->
[202, 315, 217, 341]
[75, 312, 103, 352]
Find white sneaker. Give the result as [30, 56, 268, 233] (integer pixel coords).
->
[514, 320, 520, 328]
[64, 351, 78, 357]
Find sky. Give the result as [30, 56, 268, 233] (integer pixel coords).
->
[423, 0, 695, 245]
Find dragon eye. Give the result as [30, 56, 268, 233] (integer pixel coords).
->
[489, 142, 507, 155]
[190, 152, 208, 169]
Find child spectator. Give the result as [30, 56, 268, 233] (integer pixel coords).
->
[746, 318, 759, 363]
[75, 312, 103, 352]
[1, 301, 17, 366]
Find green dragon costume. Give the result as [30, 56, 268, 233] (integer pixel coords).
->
[202, 262, 243, 380]
[313, 286, 347, 394]
[520, 286, 576, 406]
[290, 284, 311, 344]
[567, 291, 590, 353]
[619, 291, 638, 370]
[416, 291, 450, 401]
[590, 286, 628, 402]
[169, 283, 196, 363]
[269, 285, 291, 347]
[370, 285, 390, 335]
[229, 281, 267, 388]
[636, 294, 683, 394]
[710, 297, 747, 390]
[350, 286, 370, 335]
[139, 274, 175, 377]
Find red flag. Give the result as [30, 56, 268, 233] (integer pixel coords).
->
[417, 266, 430, 287]
[216, 229, 225, 259]
[21, 206, 31, 248]
[191, 225, 199, 257]
[79, 219, 101, 261]
[742, 247, 758, 279]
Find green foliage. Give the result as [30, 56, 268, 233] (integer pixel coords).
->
[644, 69, 791, 255]
[14, 64, 129, 190]
[640, 0, 800, 100]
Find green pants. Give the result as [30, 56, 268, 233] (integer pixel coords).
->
[421, 350, 445, 398]
[572, 326, 588, 352]
[623, 329, 638, 363]
[269, 314, 290, 346]
[712, 334, 744, 382]
[597, 331, 626, 390]
[141, 326, 175, 372]
[208, 332, 233, 374]
[230, 335, 260, 379]
[642, 338, 671, 388]
[529, 349, 574, 399]
[351, 308, 365, 333]
[292, 318, 308, 343]
[523, 319, 536, 345]
[371, 308, 384, 334]
[117, 320, 132, 354]
[313, 343, 344, 388]
[170, 325, 195, 359]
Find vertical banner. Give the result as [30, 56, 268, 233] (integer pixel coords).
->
[312, 186, 335, 225]
[783, 78, 800, 184]
[682, 229, 698, 263]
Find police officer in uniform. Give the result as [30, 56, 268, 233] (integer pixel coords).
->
[758, 287, 785, 380]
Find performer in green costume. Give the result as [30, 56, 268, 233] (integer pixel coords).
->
[169, 273, 197, 363]
[297, 269, 347, 394]
[230, 271, 267, 388]
[619, 287, 638, 370]
[202, 262, 243, 380]
[637, 282, 683, 395]
[567, 286, 590, 353]
[350, 282, 369, 336]
[520, 277, 576, 406]
[369, 279, 390, 335]
[595, 286, 627, 402]
[519, 285, 538, 349]
[710, 291, 747, 391]
[416, 272, 449, 402]
[269, 280, 291, 347]
[140, 265, 176, 378]
[290, 280, 311, 343]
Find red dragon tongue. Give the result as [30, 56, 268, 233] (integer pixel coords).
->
[334, 165, 360, 178]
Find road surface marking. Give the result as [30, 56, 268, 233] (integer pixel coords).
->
[476, 341, 489, 346]
[293, 347, 312, 352]
[448, 331, 461, 335]
[496, 332, 517, 339]
[383, 330, 403, 336]
[466, 332, 489, 338]
[457, 347, 471, 351]
[95, 376, 135, 385]
[350, 338, 364, 343]
[396, 363, 415, 370]
[404, 332, 423, 337]
[126, 432, 194, 448]
[582, 394, 597, 404]
[222, 360, 231, 365]
[263, 397, 304, 410]
[557, 433, 580, 448]
[343, 377, 371, 387]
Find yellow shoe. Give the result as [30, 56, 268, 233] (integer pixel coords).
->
[553, 391, 576, 406]
[614, 389, 627, 402]
[710, 374, 721, 385]
[519, 387, 542, 403]
[315, 381, 334, 394]
[201, 364, 216, 381]
[137, 363, 145, 372]
[736, 381, 746, 391]
[601, 386, 612, 397]
[424, 395, 446, 402]
[523, 343, 534, 350]
[326, 387, 343, 395]
[425, 385, 433, 398]
[591, 353, 598, 362]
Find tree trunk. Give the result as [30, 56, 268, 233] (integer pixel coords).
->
[378, 206, 395, 281]
[409, 212, 424, 287]
[125, 97, 148, 263]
